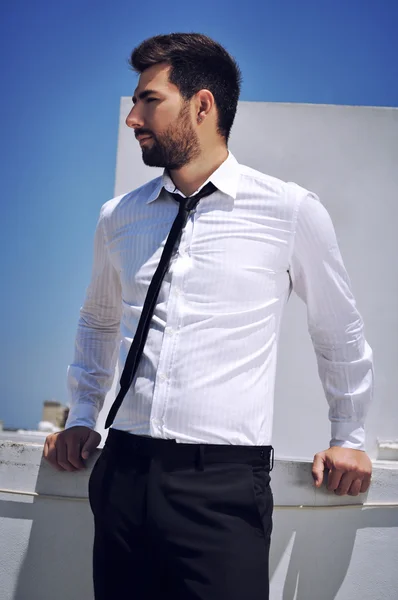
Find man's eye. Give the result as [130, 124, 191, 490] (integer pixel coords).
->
[146, 98, 157, 103]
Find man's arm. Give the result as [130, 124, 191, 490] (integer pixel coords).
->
[289, 188, 374, 495]
[66, 208, 122, 430]
[44, 207, 122, 471]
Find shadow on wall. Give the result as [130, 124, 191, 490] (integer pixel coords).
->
[0, 456, 393, 600]
[269, 507, 391, 600]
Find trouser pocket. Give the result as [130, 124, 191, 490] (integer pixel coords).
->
[88, 448, 112, 516]
[249, 464, 274, 539]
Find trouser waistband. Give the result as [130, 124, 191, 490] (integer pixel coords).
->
[105, 428, 274, 471]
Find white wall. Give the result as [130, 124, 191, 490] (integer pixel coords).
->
[96, 100, 398, 460]
[1, 440, 397, 600]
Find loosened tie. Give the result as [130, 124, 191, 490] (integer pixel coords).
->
[105, 181, 217, 428]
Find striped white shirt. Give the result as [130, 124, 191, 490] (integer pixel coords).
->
[66, 152, 373, 450]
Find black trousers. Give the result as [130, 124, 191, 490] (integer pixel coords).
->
[89, 429, 274, 600]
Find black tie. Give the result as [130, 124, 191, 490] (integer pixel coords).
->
[105, 181, 217, 428]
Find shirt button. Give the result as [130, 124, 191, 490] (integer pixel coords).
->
[165, 327, 175, 335]
[175, 287, 181, 296]
[158, 372, 167, 382]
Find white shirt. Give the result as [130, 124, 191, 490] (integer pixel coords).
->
[66, 152, 373, 450]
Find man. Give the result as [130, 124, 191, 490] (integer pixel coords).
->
[44, 33, 373, 600]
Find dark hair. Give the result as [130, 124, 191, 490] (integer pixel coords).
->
[129, 33, 242, 142]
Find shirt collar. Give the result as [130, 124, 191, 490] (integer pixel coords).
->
[146, 151, 240, 204]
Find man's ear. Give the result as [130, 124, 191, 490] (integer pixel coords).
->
[195, 89, 215, 124]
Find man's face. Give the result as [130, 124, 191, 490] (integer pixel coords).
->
[126, 63, 200, 170]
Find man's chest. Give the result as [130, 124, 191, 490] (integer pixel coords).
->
[106, 201, 294, 306]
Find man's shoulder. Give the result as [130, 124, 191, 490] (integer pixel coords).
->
[238, 163, 311, 199]
[237, 162, 317, 210]
[239, 163, 286, 190]
[99, 176, 163, 219]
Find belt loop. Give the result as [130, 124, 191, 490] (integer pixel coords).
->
[196, 444, 205, 471]
[270, 447, 274, 472]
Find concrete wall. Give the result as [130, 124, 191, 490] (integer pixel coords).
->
[1, 440, 397, 600]
[97, 100, 398, 461]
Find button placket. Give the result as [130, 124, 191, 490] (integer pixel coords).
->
[150, 243, 186, 428]
[156, 237, 190, 429]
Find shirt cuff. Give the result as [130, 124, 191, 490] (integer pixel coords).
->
[330, 421, 366, 451]
[65, 401, 99, 431]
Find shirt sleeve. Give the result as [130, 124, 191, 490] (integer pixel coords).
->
[289, 189, 374, 451]
[65, 208, 122, 430]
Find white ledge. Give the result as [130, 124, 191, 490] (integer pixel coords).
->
[1, 440, 397, 507]
[377, 439, 398, 461]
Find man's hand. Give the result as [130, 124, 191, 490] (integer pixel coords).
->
[43, 426, 101, 472]
[312, 446, 372, 496]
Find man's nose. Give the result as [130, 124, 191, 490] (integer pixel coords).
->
[125, 105, 143, 129]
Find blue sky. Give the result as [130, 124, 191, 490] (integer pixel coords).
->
[1, 0, 397, 429]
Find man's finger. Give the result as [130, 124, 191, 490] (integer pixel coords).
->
[67, 439, 86, 470]
[44, 438, 63, 471]
[42, 439, 49, 459]
[334, 471, 354, 496]
[55, 437, 76, 472]
[312, 452, 326, 487]
[360, 473, 372, 494]
[327, 468, 345, 491]
[81, 430, 101, 460]
[348, 479, 362, 496]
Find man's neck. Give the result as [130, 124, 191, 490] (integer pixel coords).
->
[169, 144, 228, 197]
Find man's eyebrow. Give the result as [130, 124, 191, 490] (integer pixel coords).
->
[132, 89, 159, 104]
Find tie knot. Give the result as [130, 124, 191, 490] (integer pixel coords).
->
[168, 182, 217, 212]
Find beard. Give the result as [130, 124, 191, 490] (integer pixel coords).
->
[140, 103, 200, 170]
